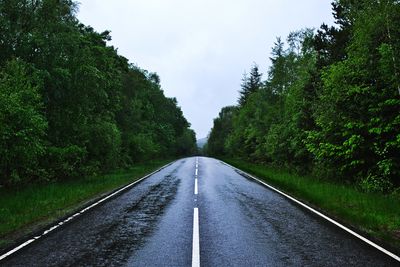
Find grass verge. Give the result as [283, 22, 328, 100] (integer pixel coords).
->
[0, 159, 172, 249]
[223, 158, 400, 252]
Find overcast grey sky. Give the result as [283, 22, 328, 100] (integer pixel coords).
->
[77, 0, 335, 139]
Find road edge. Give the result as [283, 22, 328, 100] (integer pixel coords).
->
[0, 160, 177, 261]
[220, 160, 400, 262]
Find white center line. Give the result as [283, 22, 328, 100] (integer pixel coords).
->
[194, 178, 198, 195]
[192, 208, 200, 267]
[195, 168, 198, 176]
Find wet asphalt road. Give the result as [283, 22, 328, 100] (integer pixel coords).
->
[1, 157, 398, 266]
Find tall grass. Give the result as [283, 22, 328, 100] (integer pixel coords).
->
[0, 160, 171, 248]
[224, 159, 400, 250]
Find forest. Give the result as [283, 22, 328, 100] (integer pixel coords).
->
[206, 0, 400, 194]
[0, 0, 197, 187]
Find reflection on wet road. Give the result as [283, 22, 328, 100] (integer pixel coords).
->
[1, 157, 398, 266]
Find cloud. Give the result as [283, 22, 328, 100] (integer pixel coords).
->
[77, 0, 334, 138]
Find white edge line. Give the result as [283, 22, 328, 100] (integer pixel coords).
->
[0, 161, 176, 262]
[194, 178, 198, 195]
[221, 160, 400, 262]
[192, 208, 200, 267]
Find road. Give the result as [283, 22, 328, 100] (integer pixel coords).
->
[1, 157, 398, 266]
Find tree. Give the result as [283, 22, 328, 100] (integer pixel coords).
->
[207, 0, 400, 193]
[0, 60, 47, 185]
[307, 0, 400, 190]
[268, 37, 289, 96]
[207, 106, 236, 156]
[266, 29, 317, 170]
[0, 0, 197, 185]
[238, 64, 262, 106]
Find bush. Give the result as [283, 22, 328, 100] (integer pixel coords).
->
[359, 174, 394, 194]
[85, 121, 121, 171]
[44, 145, 87, 180]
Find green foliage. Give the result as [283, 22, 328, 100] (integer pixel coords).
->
[220, 29, 317, 170]
[85, 120, 122, 171]
[0, 159, 171, 245]
[44, 145, 87, 180]
[359, 174, 393, 194]
[0, 60, 47, 185]
[307, 0, 400, 186]
[0, 0, 196, 186]
[238, 64, 262, 106]
[127, 133, 160, 162]
[175, 129, 198, 156]
[207, 106, 236, 156]
[207, 0, 400, 193]
[224, 158, 400, 249]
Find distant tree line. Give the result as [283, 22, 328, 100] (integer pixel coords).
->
[206, 0, 400, 193]
[0, 0, 197, 186]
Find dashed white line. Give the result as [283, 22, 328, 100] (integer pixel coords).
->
[194, 178, 198, 195]
[192, 208, 200, 267]
[192, 157, 200, 266]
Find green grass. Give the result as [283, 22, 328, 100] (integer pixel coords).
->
[0, 159, 172, 248]
[223, 158, 400, 250]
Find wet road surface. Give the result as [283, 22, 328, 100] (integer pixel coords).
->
[1, 157, 398, 266]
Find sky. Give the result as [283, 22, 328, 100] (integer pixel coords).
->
[76, 0, 335, 139]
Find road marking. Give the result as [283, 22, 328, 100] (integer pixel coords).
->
[221, 161, 400, 262]
[192, 208, 200, 267]
[194, 178, 198, 195]
[195, 168, 198, 176]
[0, 239, 35, 261]
[0, 161, 176, 262]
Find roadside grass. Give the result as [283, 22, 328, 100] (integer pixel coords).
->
[223, 158, 400, 251]
[0, 159, 172, 249]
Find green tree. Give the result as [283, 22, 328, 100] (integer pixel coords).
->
[207, 106, 236, 156]
[0, 0, 197, 185]
[307, 0, 400, 190]
[0, 60, 47, 185]
[238, 64, 262, 106]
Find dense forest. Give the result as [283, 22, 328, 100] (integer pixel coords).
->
[0, 0, 197, 186]
[206, 0, 400, 193]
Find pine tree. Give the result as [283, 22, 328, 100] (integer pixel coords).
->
[238, 64, 262, 106]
